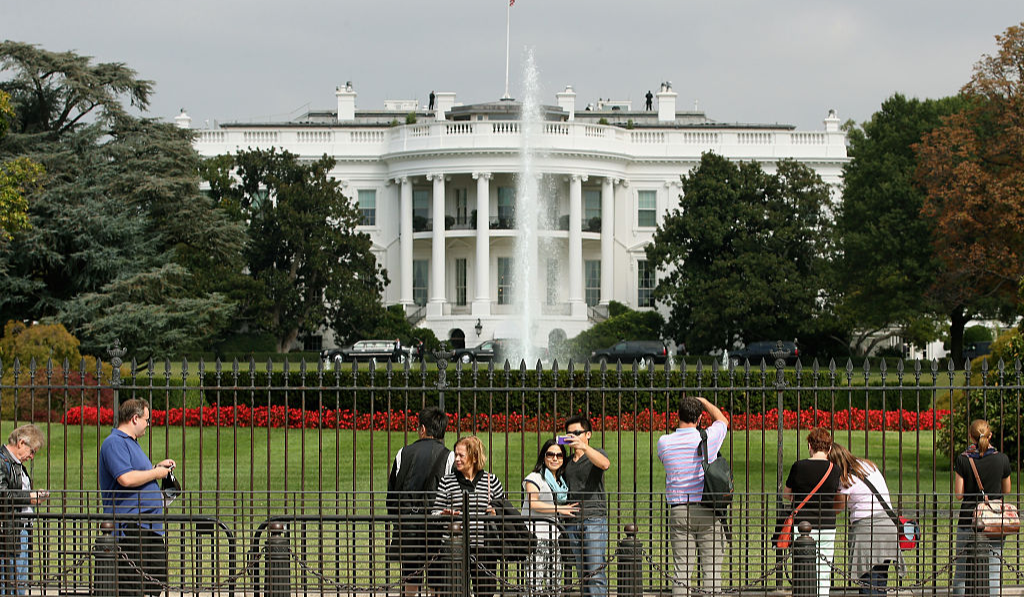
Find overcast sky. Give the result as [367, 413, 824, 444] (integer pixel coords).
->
[4, 1, 1022, 131]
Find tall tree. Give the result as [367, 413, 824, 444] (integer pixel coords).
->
[202, 148, 388, 353]
[0, 42, 245, 359]
[0, 90, 44, 242]
[835, 93, 965, 355]
[646, 153, 834, 353]
[915, 23, 1024, 363]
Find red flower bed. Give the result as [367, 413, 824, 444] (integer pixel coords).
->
[63, 405, 949, 432]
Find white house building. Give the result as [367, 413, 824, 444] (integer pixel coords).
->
[188, 83, 848, 351]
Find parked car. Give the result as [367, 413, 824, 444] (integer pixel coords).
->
[453, 339, 549, 365]
[963, 341, 993, 361]
[590, 340, 669, 368]
[321, 340, 411, 364]
[453, 340, 501, 364]
[729, 340, 799, 367]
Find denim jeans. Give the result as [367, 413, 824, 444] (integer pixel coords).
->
[0, 528, 29, 596]
[952, 527, 1003, 597]
[565, 518, 608, 597]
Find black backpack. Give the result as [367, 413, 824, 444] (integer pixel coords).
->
[699, 428, 734, 515]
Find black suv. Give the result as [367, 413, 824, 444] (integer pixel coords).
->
[729, 341, 799, 367]
[591, 340, 669, 368]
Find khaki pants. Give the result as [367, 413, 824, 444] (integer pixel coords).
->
[669, 504, 726, 597]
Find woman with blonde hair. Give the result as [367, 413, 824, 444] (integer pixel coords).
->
[952, 420, 1012, 597]
[783, 428, 843, 597]
[829, 443, 903, 596]
[433, 436, 505, 597]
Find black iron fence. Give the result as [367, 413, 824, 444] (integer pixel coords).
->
[0, 352, 1022, 595]
[5, 489, 1023, 595]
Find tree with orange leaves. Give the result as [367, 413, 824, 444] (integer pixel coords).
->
[916, 22, 1024, 364]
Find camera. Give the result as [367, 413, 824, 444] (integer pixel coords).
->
[556, 435, 574, 445]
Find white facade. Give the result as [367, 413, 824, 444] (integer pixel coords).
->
[190, 85, 849, 349]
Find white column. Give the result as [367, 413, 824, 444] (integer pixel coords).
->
[600, 177, 615, 306]
[397, 177, 413, 308]
[568, 174, 586, 317]
[473, 172, 492, 316]
[664, 178, 680, 223]
[428, 173, 446, 316]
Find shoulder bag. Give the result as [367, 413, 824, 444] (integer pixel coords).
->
[967, 456, 1021, 538]
[485, 472, 536, 561]
[699, 428, 734, 515]
[775, 462, 833, 550]
[861, 476, 919, 549]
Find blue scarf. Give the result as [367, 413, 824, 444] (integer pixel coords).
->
[544, 469, 568, 504]
[964, 444, 998, 459]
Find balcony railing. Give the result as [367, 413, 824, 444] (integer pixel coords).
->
[193, 120, 848, 161]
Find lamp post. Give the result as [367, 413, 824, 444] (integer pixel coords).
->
[474, 318, 483, 337]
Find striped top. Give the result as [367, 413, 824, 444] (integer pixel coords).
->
[433, 470, 506, 544]
[657, 421, 727, 505]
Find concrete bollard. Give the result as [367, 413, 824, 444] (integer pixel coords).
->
[615, 523, 644, 597]
[792, 521, 816, 597]
[266, 522, 290, 597]
[94, 521, 118, 597]
[966, 527, 989, 597]
[435, 521, 467, 597]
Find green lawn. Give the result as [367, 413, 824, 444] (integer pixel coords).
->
[14, 424, 956, 497]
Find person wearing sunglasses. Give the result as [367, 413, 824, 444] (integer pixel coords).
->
[522, 439, 580, 594]
[0, 424, 47, 596]
[562, 415, 611, 597]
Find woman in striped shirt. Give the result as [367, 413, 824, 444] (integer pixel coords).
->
[433, 435, 505, 597]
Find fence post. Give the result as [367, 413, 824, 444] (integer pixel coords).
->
[266, 522, 290, 597]
[615, 523, 644, 597]
[94, 521, 117, 597]
[791, 521, 816, 597]
[107, 340, 127, 413]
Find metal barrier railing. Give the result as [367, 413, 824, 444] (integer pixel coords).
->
[6, 490, 1022, 596]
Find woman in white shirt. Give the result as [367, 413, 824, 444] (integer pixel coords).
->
[829, 443, 903, 596]
[522, 439, 579, 595]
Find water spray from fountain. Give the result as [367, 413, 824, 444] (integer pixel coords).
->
[510, 48, 542, 367]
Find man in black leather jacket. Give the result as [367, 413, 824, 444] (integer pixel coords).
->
[387, 407, 453, 597]
[0, 424, 47, 596]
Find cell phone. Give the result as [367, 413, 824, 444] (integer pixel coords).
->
[556, 435, 574, 445]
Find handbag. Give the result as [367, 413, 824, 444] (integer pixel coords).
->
[861, 477, 919, 549]
[776, 462, 833, 550]
[967, 456, 1021, 538]
[483, 473, 536, 561]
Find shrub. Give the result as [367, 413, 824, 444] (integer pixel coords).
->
[405, 112, 417, 125]
[0, 321, 113, 420]
[0, 320, 81, 367]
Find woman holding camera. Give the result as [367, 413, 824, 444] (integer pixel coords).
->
[433, 436, 505, 597]
[952, 419, 1012, 597]
[522, 439, 579, 594]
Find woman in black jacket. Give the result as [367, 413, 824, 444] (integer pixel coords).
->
[952, 419, 1012, 597]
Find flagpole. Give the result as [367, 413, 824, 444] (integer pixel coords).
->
[503, 0, 511, 99]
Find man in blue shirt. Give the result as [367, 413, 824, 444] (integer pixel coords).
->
[99, 399, 176, 596]
[657, 396, 728, 597]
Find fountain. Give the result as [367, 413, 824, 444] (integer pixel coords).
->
[509, 49, 543, 367]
